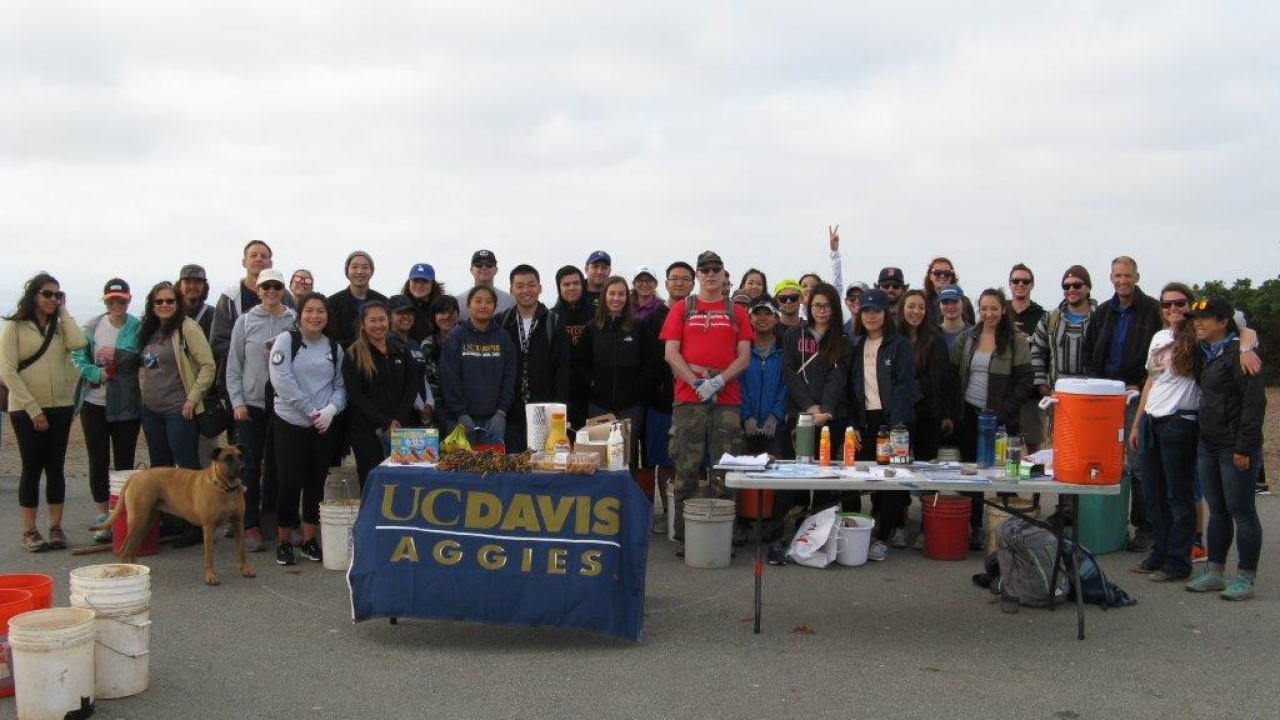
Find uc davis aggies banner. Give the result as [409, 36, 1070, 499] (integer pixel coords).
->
[348, 467, 651, 642]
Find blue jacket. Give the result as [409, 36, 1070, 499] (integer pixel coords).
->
[71, 313, 143, 421]
[439, 319, 517, 423]
[740, 343, 787, 425]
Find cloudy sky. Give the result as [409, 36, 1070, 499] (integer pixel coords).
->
[2, 1, 1276, 317]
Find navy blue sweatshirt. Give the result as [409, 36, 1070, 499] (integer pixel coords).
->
[439, 319, 517, 422]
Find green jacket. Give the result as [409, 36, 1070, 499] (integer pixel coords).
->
[950, 326, 1034, 430]
[72, 313, 143, 421]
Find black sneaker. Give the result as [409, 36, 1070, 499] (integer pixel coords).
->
[276, 542, 296, 566]
[1126, 530, 1154, 553]
[1256, 484, 1272, 496]
[767, 540, 788, 566]
[299, 539, 323, 562]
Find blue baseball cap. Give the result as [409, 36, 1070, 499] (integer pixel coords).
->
[859, 288, 889, 312]
[586, 250, 611, 266]
[409, 263, 435, 281]
[937, 285, 964, 303]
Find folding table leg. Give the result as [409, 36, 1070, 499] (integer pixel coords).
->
[753, 488, 764, 634]
[1048, 498, 1065, 614]
[1070, 495, 1085, 640]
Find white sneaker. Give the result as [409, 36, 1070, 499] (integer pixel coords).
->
[868, 540, 889, 562]
[913, 533, 925, 550]
[91, 514, 112, 544]
[888, 528, 908, 548]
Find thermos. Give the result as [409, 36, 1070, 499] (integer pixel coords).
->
[794, 413, 815, 463]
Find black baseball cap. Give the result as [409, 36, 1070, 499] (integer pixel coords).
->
[696, 250, 723, 269]
[103, 278, 131, 300]
[1185, 296, 1233, 320]
[877, 267, 905, 285]
[387, 294, 416, 314]
[471, 249, 497, 265]
[179, 264, 207, 281]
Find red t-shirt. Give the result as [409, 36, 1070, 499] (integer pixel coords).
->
[659, 298, 754, 405]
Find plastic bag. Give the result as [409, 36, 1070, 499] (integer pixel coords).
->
[787, 505, 841, 568]
[442, 424, 472, 453]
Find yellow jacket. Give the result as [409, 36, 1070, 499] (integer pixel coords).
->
[138, 318, 216, 414]
[1, 309, 89, 416]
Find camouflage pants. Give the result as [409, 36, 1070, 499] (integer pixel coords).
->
[671, 402, 742, 537]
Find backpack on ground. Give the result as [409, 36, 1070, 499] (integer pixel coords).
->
[1064, 540, 1138, 608]
[993, 516, 1070, 608]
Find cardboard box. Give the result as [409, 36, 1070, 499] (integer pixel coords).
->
[388, 427, 439, 464]
[575, 414, 631, 470]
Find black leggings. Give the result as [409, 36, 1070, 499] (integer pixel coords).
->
[79, 403, 140, 504]
[273, 416, 333, 528]
[11, 407, 75, 509]
[350, 427, 387, 491]
[955, 402, 985, 529]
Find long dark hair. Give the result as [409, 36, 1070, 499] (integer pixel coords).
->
[977, 288, 1016, 356]
[805, 282, 846, 366]
[594, 276, 635, 332]
[897, 289, 937, 370]
[139, 282, 187, 343]
[400, 277, 446, 303]
[1161, 282, 1199, 377]
[4, 272, 59, 324]
[347, 300, 389, 381]
[923, 257, 958, 301]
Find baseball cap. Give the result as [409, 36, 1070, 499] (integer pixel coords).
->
[1185, 296, 1233, 320]
[178, 264, 207, 281]
[750, 298, 780, 315]
[845, 281, 868, 298]
[409, 263, 435, 281]
[633, 265, 658, 281]
[471, 249, 497, 266]
[860, 288, 890, 311]
[102, 278, 131, 300]
[387, 294, 416, 314]
[586, 250, 612, 266]
[937, 285, 964, 303]
[256, 268, 286, 287]
[877, 267, 905, 285]
[696, 250, 723, 269]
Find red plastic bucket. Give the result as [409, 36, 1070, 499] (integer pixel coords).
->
[110, 472, 160, 557]
[736, 488, 775, 519]
[1, 588, 37, 698]
[0, 574, 53, 610]
[922, 494, 970, 561]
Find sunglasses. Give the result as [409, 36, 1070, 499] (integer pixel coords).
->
[38, 290, 66, 300]
[1009, 277, 1033, 286]
[930, 269, 955, 279]
[776, 294, 801, 303]
[472, 262, 496, 269]
[1061, 282, 1085, 291]
[878, 282, 903, 290]
[259, 282, 285, 291]
[153, 297, 177, 306]
[697, 265, 723, 274]
[634, 277, 656, 283]
[291, 276, 313, 285]
[1160, 299, 1188, 309]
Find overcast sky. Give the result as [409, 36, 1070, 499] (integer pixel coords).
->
[3, 1, 1277, 317]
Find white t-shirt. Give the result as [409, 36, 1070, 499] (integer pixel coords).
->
[85, 319, 122, 406]
[1143, 328, 1200, 417]
[862, 336, 883, 411]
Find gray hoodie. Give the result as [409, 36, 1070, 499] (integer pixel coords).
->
[226, 305, 297, 410]
[268, 330, 347, 428]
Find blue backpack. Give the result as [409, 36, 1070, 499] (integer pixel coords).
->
[1064, 540, 1138, 608]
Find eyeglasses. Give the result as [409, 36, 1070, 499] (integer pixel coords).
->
[930, 269, 954, 279]
[1160, 299, 1188, 309]
[697, 266, 723, 275]
[1061, 282, 1085, 291]
[38, 290, 66, 300]
[1009, 277, 1033, 286]
[153, 297, 177, 306]
[667, 275, 693, 284]
[878, 282, 903, 290]
[776, 294, 801, 303]
[259, 282, 285, 291]
[634, 277, 656, 284]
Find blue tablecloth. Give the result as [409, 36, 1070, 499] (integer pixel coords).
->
[349, 466, 651, 642]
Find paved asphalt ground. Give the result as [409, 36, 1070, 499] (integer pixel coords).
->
[2, 428, 1277, 720]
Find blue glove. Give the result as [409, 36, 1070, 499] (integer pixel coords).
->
[485, 411, 507, 443]
[696, 375, 725, 403]
[457, 415, 477, 433]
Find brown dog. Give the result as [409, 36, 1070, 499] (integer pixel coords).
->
[93, 446, 255, 586]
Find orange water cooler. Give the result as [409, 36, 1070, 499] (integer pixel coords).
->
[1045, 378, 1128, 484]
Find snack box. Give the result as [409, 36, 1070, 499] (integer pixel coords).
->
[389, 427, 439, 464]
[530, 451, 599, 475]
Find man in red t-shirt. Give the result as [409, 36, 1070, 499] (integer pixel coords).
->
[660, 250, 753, 541]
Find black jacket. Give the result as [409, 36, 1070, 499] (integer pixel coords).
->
[849, 333, 916, 429]
[782, 325, 852, 419]
[1083, 287, 1161, 387]
[913, 334, 957, 421]
[342, 342, 417, 433]
[496, 303, 571, 423]
[325, 288, 389, 350]
[584, 315, 650, 411]
[1198, 342, 1266, 455]
[552, 297, 595, 424]
[640, 305, 675, 414]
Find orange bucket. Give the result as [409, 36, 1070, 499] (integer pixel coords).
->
[0, 574, 53, 610]
[1, 588, 37, 698]
[922, 494, 970, 561]
[736, 488, 775, 519]
[1050, 378, 1126, 485]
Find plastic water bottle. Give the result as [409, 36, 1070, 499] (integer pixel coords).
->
[1005, 434, 1024, 478]
[976, 410, 998, 468]
[993, 426, 1008, 476]
[890, 424, 910, 464]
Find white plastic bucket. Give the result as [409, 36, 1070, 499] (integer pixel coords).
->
[68, 563, 151, 700]
[320, 500, 360, 571]
[835, 514, 876, 567]
[682, 499, 736, 569]
[9, 607, 97, 720]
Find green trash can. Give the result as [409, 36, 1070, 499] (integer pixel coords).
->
[1074, 475, 1130, 554]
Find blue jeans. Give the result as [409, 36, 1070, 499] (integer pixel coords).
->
[1198, 441, 1263, 574]
[1138, 414, 1198, 576]
[141, 407, 200, 470]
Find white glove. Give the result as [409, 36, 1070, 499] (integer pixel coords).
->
[761, 416, 778, 439]
[743, 417, 760, 436]
[696, 375, 725, 402]
[312, 404, 338, 433]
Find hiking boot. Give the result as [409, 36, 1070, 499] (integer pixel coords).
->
[1185, 569, 1227, 593]
[868, 540, 889, 562]
[91, 514, 112, 544]
[1256, 483, 1271, 496]
[299, 539, 323, 562]
[767, 540, 788, 566]
[22, 528, 49, 553]
[888, 527, 908, 549]
[276, 542, 296, 566]
[1149, 570, 1188, 583]
[1130, 560, 1160, 574]
[1191, 543, 1208, 563]
[243, 528, 266, 553]
[1126, 530, 1154, 553]
[1220, 575, 1255, 601]
[46, 525, 68, 550]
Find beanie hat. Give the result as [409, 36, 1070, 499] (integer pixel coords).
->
[345, 251, 375, 278]
[1062, 265, 1091, 287]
